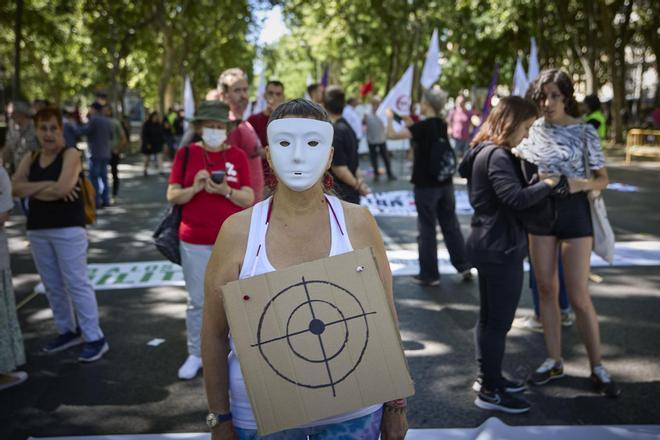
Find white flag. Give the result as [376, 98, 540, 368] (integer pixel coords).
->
[377, 64, 414, 130]
[253, 71, 267, 115]
[304, 73, 314, 100]
[420, 29, 441, 89]
[512, 56, 529, 97]
[527, 37, 540, 83]
[183, 75, 195, 131]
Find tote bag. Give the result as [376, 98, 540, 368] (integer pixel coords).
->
[582, 129, 615, 264]
[153, 146, 189, 265]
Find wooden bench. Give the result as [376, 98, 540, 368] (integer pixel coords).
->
[625, 128, 660, 164]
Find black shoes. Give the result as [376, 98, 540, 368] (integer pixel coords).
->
[529, 358, 565, 385]
[591, 366, 621, 398]
[473, 375, 527, 394]
[529, 360, 621, 398]
[474, 387, 531, 414]
[411, 275, 440, 287]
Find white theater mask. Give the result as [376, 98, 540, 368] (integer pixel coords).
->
[267, 118, 334, 192]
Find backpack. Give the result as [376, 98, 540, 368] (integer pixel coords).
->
[428, 128, 457, 183]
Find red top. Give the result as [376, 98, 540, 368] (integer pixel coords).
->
[228, 120, 264, 202]
[247, 111, 273, 185]
[169, 144, 251, 245]
[247, 111, 269, 147]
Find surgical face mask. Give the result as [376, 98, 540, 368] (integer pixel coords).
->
[202, 127, 227, 149]
[267, 118, 334, 192]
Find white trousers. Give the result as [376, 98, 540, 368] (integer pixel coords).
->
[180, 241, 213, 357]
[27, 227, 103, 342]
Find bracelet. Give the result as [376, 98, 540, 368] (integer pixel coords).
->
[384, 398, 406, 409]
[225, 188, 233, 199]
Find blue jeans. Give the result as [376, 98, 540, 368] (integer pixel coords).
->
[530, 254, 570, 317]
[89, 157, 110, 207]
[235, 408, 382, 440]
[414, 185, 471, 280]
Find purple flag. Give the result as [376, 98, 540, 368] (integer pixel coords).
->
[471, 64, 500, 138]
[320, 65, 329, 87]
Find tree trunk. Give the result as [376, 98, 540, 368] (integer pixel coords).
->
[598, 1, 625, 143]
[158, 23, 175, 116]
[12, 0, 23, 101]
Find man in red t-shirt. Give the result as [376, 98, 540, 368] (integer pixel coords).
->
[218, 68, 264, 202]
[247, 80, 285, 146]
[248, 80, 285, 189]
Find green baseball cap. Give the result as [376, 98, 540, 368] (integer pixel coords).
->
[189, 100, 233, 123]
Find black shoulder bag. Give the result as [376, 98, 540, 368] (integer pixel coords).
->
[153, 146, 189, 265]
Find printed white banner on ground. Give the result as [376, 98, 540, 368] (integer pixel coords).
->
[361, 190, 473, 216]
[86, 241, 660, 290]
[387, 241, 660, 276]
[88, 261, 184, 290]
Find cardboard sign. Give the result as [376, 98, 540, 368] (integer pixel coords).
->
[222, 247, 414, 435]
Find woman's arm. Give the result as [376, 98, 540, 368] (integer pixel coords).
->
[202, 211, 250, 440]
[11, 154, 52, 197]
[31, 149, 82, 201]
[569, 167, 609, 193]
[385, 111, 412, 140]
[166, 169, 209, 205]
[488, 150, 556, 211]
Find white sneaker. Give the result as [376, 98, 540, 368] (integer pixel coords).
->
[178, 354, 202, 380]
[0, 371, 28, 391]
[512, 315, 544, 333]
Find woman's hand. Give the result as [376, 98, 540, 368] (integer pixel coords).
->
[357, 181, 370, 196]
[211, 421, 237, 440]
[568, 177, 590, 193]
[63, 185, 81, 202]
[193, 170, 210, 194]
[380, 408, 408, 440]
[385, 108, 394, 120]
[205, 178, 231, 196]
[538, 172, 560, 188]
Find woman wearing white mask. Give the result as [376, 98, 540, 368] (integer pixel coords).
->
[167, 100, 255, 380]
[201, 99, 407, 439]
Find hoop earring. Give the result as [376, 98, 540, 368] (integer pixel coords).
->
[266, 171, 278, 190]
[323, 172, 334, 191]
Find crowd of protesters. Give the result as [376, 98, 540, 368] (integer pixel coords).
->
[0, 64, 623, 438]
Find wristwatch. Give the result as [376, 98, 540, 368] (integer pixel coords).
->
[206, 412, 232, 428]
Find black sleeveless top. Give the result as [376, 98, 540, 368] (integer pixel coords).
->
[27, 148, 85, 230]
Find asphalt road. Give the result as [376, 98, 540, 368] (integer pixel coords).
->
[2, 151, 659, 439]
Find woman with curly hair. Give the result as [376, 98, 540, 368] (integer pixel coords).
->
[515, 69, 620, 398]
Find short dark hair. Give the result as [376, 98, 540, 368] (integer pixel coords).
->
[584, 94, 602, 113]
[323, 85, 345, 115]
[266, 80, 284, 90]
[471, 96, 539, 148]
[268, 98, 328, 124]
[307, 83, 321, 95]
[34, 107, 63, 128]
[526, 68, 579, 117]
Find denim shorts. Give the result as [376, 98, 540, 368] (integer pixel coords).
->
[234, 408, 383, 440]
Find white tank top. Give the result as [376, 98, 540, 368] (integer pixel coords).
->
[228, 195, 382, 430]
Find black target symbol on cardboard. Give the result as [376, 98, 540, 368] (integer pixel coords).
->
[251, 276, 377, 397]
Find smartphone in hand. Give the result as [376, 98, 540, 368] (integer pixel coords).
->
[211, 170, 226, 184]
